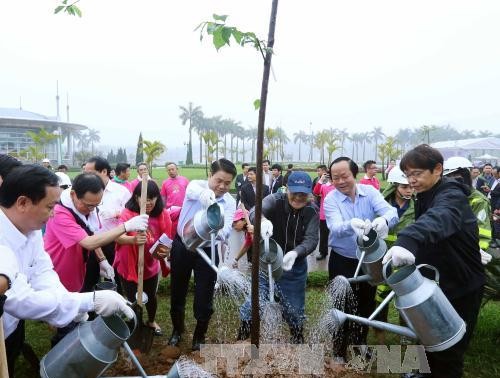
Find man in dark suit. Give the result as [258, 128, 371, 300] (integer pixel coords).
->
[235, 163, 249, 205]
[240, 167, 270, 210]
[471, 166, 487, 194]
[270, 163, 284, 193]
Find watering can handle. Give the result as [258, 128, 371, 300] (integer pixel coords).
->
[123, 302, 138, 334]
[416, 264, 440, 283]
[382, 258, 393, 281]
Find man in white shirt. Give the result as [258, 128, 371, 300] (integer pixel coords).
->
[0, 165, 136, 376]
[168, 158, 236, 351]
[85, 156, 131, 292]
[262, 159, 273, 188]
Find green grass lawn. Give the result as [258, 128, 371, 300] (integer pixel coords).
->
[15, 273, 500, 377]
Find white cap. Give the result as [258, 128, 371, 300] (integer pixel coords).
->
[42, 158, 50, 163]
[55, 172, 72, 188]
[443, 156, 473, 176]
[387, 166, 409, 185]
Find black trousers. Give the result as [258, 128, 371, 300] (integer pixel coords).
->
[120, 273, 159, 323]
[328, 251, 376, 358]
[425, 286, 484, 378]
[6, 320, 25, 377]
[80, 242, 118, 293]
[170, 235, 218, 322]
[319, 219, 330, 257]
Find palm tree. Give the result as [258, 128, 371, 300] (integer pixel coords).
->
[361, 132, 370, 162]
[478, 130, 493, 138]
[275, 126, 289, 161]
[314, 130, 329, 164]
[332, 128, 349, 155]
[179, 102, 203, 165]
[325, 131, 340, 165]
[293, 130, 308, 162]
[88, 128, 101, 154]
[264, 128, 279, 161]
[420, 125, 437, 144]
[460, 129, 476, 139]
[143, 140, 166, 176]
[351, 132, 364, 163]
[247, 126, 258, 162]
[371, 127, 385, 160]
[194, 116, 210, 163]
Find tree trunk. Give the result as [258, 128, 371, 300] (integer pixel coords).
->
[251, 0, 279, 349]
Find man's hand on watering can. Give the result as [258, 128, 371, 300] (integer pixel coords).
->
[124, 214, 149, 232]
[99, 259, 115, 280]
[371, 217, 389, 238]
[261, 219, 273, 238]
[200, 189, 216, 208]
[382, 246, 415, 267]
[350, 218, 371, 241]
[282, 250, 298, 271]
[94, 290, 134, 319]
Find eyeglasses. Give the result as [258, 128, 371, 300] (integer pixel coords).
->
[404, 170, 426, 179]
[78, 199, 99, 210]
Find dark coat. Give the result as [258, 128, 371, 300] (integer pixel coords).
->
[395, 177, 485, 299]
[235, 173, 246, 203]
[240, 182, 270, 211]
[270, 175, 284, 194]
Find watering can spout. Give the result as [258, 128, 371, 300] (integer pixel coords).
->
[328, 308, 417, 340]
[347, 274, 372, 284]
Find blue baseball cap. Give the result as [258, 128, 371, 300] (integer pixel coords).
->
[287, 171, 312, 194]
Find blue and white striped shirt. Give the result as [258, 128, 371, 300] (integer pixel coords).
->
[324, 184, 398, 258]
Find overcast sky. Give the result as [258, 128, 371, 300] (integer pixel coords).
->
[1, 0, 500, 157]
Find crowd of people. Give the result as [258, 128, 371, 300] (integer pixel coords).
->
[0, 145, 498, 377]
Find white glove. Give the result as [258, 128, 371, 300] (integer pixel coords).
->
[231, 258, 238, 269]
[382, 246, 416, 267]
[94, 290, 134, 319]
[99, 259, 115, 280]
[282, 250, 298, 271]
[199, 189, 216, 208]
[73, 312, 89, 323]
[372, 217, 389, 239]
[480, 249, 492, 265]
[0, 245, 19, 284]
[350, 218, 372, 241]
[261, 219, 273, 238]
[124, 214, 149, 232]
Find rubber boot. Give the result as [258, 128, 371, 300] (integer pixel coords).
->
[290, 325, 304, 344]
[236, 320, 251, 341]
[192, 320, 210, 351]
[168, 312, 185, 347]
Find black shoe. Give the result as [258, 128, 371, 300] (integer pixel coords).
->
[316, 254, 327, 261]
[237, 320, 251, 341]
[290, 325, 304, 344]
[168, 312, 185, 346]
[192, 320, 210, 351]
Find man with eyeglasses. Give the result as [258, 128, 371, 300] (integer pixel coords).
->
[382, 144, 485, 378]
[324, 157, 398, 363]
[44, 173, 148, 295]
[0, 166, 136, 375]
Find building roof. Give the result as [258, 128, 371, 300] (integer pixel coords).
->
[431, 137, 500, 150]
[0, 107, 88, 131]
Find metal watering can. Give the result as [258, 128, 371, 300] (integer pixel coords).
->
[181, 202, 224, 252]
[40, 314, 138, 378]
[348, 228, 387, 286]
[181, 202, 224, 272]
[260, 236, 284, 303]
[331, 261, 466, 352]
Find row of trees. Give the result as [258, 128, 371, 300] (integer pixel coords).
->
[180, 102, 499, 166]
